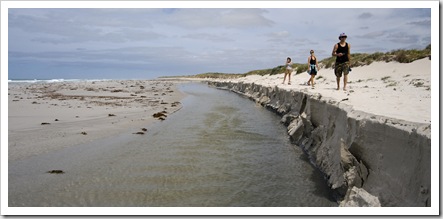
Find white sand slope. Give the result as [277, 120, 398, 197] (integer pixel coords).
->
[217, 58, 431, 124]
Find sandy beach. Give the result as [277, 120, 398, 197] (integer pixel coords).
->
[8, 58, 431, 162]
[6, 58, 433, 209]
[211, 58, 431, 125]
[8, 80, 185, 161]
[8, 58, 431, 165]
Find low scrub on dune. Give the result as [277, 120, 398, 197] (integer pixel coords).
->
[190, 72, 244, 79]
[165, 44, 431, 79]
[321, 44, 431, 69]
[244, 63, 310, 76]
[255, 44, 430, 76]
[162, 72, 244, 79]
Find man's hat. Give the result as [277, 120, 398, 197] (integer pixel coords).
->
[339, 33, 347, 39]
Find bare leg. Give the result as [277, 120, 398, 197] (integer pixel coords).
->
[288, 73, 291, 84]
[336, 77, 340, 90]
[311, 75, 315, 87]
[343, 74, 348, 91]
[282, 73, 287, 84]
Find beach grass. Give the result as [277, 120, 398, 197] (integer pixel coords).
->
[321, 44, 431, 69]
[163, 44, 431, 79]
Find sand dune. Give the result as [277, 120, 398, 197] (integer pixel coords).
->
[214, 58, 431, 124]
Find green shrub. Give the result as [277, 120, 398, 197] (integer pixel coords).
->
[171, 44, 431, 78]
[270, 65, 286, 75]
[191, 72, 243, 79]
[320, 56, 336, 68]
[394, 50, 410, 63]
[295, 64, 309, 74]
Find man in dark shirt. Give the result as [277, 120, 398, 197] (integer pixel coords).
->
[332, 33, 351, 91]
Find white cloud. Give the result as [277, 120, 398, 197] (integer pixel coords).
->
[407, 20, 431, 27]
[265, 31, 291, 42]
[161, 9, 274, 29]
[358, 12, 373, 19]
[9, 9, 166, 45]
[356, 31, 387, 39]
[7, 7, 433, 79]
[219, 9, 274, 28]
[181, 33, 235, 42]
[386, 32, 420, 44]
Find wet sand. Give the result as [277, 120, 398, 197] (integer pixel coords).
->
[8, 79, 185, 161]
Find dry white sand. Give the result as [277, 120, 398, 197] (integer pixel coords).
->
[8, 80, 185, 161]
[214, 58, 431, 124]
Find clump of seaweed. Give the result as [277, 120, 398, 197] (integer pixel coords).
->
[47, 170, 64, 174]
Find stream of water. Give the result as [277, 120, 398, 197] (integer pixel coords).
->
[9, 82, 337, 207]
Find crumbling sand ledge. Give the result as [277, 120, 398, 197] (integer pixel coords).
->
[208, 81, 431, 207]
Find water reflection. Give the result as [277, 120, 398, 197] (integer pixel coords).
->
[9, 82, 337, 207]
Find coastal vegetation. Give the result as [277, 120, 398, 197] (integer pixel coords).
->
[163, 44, 431, 79]
[180, 72, 244, 79]
[320, 44, 431, 68]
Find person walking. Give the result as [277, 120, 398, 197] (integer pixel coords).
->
[282, 57, 293, 85]
[307, 50, 319, 88]
[332, 33, 351, 91]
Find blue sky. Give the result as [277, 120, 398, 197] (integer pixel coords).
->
[6, 2, 433, 80]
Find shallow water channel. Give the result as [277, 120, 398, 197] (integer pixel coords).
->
[9, 82, 337, 207]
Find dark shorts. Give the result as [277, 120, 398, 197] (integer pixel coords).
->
[309, 66, 317, 75]
[335, 62, 350, 77]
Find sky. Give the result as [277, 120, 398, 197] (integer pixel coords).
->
[6, 2, 433, 80]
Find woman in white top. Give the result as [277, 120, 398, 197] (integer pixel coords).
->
[282, 57, 293, 85]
